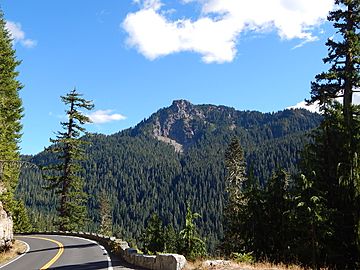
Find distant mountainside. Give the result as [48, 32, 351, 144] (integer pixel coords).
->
[17, 100, 322, 251]
[134, 100, 320, 149]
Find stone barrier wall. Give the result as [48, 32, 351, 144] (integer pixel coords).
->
[23, 231, 186, 270]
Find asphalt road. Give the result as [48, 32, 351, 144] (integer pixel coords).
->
[0, 235, 146, 270]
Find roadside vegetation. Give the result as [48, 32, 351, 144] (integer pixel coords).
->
[184, 260, 306, 270]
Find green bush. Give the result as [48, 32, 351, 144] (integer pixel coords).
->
[231, 252, 255, 263]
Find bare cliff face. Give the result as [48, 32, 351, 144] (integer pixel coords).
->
[142, 99, 241, 152]
[0, 181, 14, 249]
[151, 100, 206, 152]
[0, 201, 13, 249]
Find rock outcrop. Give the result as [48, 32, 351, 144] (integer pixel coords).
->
[0, 201, 13, 250]
[150, 100, 214, 150]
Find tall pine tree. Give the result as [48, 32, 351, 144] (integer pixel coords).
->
[0, 9, 25, 225]
[308, 0, 360, 126]
[263, 169, 292, 263]
[301, 104, 360, 268]
[43, 89, 94, 231]
[222, 137, 247, 254]
[305, 1, 360, 267]
[98, 190, 112, 236]
[142, 213, 165, 254]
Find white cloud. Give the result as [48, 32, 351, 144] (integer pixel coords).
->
[287, 100, 320, 113]
[292, 36, 319, 50]
[5, 21, 37, 48]
[87, 110, 127, 124]
[123, 0, 334, 63]
[288, 92, 360, 113]
[353, 90, 360, 105]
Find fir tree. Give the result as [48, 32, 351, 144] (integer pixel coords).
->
[142, 213, 165, 254]
[241, 168, 265, 260]
[292, 173, 329, 270]
[164, 224, 179, 253]
[98, 190, 112, 236]
[305, 0, 360, 267]
[0, 9, 24, 214]
[263, 169, 292, 263]
[43, 89, 94, 231]
[12, 200, 33, 233]
[308, 0, 360, 128]
[222, 137, 247, 254]
[300, 103, 360, 268]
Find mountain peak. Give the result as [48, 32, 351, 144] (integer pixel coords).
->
[171, 99, 192, 106]
[170, 99, 193, 112]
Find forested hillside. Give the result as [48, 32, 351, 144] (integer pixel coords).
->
[17, 100, 321, 251]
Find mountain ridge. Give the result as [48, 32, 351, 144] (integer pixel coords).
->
[133, 99, 320, 152]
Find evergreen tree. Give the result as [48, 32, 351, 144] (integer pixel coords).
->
[164, 224, 179, 253]
[308, 0, 360, 129]
[222, 137, 247, 254]
[300, 103, 360, 268]
[0, 9, 24, 214]
[241, 168, 265, 260]
[98, 190, 112, 236]
[262, 169, 292, 263]
[43, 89, 94, 231]
[12, 200, 33, 233]
[142, 213, 165, 254]
[305, 0, 360, 267]
[292, 173, 329, 270]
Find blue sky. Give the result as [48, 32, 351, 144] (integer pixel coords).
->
[2, 0, 337, 155]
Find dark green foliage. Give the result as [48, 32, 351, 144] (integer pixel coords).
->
[12, 200, 33, 233]
[140, 206, 205, 259]
[42, 89, 94, 231]
[142, 214, 165, 254]
[98, 190, 112, 236]
[164, 224, 179, 253]
[292, 173, 329, 269]
[0, 10, 23, 176]
[27, 209, 56, 232]
[300, 103, 360, 268]
[18, 104, 321, 252]
[308, 0, 360, 128]
[0, 9, 31, 228]
[239, 169, 265, 260]
[140, 216, 177, 255]
[225, 167, 295, 264]
[262, 170, 293, 263]
[304, 1, 360, 267]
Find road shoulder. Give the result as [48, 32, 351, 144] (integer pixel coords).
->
[0, 240, 29, 268]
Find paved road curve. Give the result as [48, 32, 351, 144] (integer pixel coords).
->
[0, 235, 146, 270]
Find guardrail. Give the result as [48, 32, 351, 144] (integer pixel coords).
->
[19, 231, 187, 270]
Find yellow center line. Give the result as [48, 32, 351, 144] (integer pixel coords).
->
[18, 236, 64, 270]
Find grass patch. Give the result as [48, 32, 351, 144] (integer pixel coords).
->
[184, 259, 307, 270]
[0, 240, 27, 265]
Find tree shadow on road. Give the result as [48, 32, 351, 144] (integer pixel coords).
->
[48, 258, 148, 270]
[26, 243, 97, 254]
